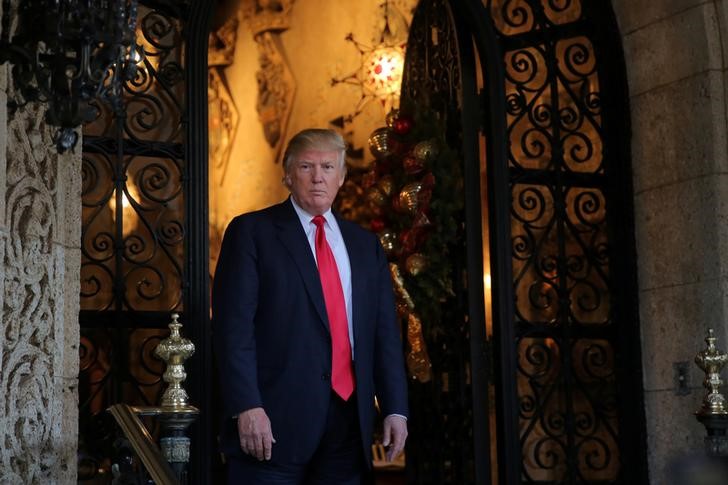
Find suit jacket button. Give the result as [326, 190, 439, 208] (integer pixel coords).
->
[322, 373, 330, 380]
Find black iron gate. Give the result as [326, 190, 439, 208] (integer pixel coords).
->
[401, 0, 647, 483]
[78, 1, 214, 483]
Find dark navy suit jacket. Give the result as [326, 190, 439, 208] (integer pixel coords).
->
[212, 198, 408, 465]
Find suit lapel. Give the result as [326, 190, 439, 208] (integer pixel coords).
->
[274, 199, 330, 331]
[336, 213, 365, 351]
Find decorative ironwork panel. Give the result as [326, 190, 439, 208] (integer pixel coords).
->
[79, 1, 191, 481]
[504, 38, 602, 174]
[494, 0, 622, 482]
[79, 328, 167, 413]
[517, 337, 619, 482]
[402, 0, 462, 116]
[81, 151, 185, 312]
[81, 3, 186, 313]
[84, 4, 186, 143]
[78, 327, 167, 480]
[489, 0, 583, 36]
[511, 184, 609, 327]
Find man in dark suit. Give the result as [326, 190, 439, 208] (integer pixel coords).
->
[212, 128, 409, 484]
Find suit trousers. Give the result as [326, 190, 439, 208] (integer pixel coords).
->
[226, 392, 366, 485]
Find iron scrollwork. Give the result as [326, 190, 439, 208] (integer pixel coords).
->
[81, 3, 186, 314]
[497, 0, 620, 482]
[79, 1, 189, 480]
[401, 0, 461, 118]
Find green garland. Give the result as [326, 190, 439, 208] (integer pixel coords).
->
[338, 102, 464, 345]
[390, 105, 463, 341]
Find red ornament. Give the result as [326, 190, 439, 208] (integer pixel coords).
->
[375, 157, 394, 176]
[403, 155, 425, 175]
[385, 109, 400, 128]
[400, 227, 425, 255]
[413, 211, 432, 228]
[421, 172, 436, 189]
[370, 219, 386, 233]
[392, 116, 413, 135]
[362, 169, 377, 189]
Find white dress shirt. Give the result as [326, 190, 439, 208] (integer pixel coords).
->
[290, 196, 355, 357]
[290, 197, 406, 423]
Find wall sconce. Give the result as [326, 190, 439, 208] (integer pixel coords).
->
[0, 0, 140, 152]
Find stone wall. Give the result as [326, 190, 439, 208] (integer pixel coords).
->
[0, 3, 80, 481]
[612, 1, 728, 483]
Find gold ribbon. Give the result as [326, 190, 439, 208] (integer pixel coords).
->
[389, 263, 432, 383]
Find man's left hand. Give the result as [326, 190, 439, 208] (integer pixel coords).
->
[382, 415, 408, 462]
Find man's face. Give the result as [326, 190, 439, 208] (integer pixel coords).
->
[286, 149, 345, 215]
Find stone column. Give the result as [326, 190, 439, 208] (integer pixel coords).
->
[612, 1, 728, 483]
[0, 3, 81, 481]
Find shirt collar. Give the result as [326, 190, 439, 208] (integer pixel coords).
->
[290, 195, 334, 228]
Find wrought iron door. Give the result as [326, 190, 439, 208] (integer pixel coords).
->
[79, 0, 214, 482]
[400, 1, 484, 483]
[402, 0, 647, 483]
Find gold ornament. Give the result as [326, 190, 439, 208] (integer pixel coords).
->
[398, 181, 423, 215]
[385, 109, 400, 128]
[413, 139, 439, 163]
[406, 313, 432, 383]
[369, 127, 395, 159]
[389, 263, 414, 309]
[154, 314, 196, 410]
[389, 263, 432, 383]
[377, 175, 395, 196]
[378, 230, 400, 257]
[403, 155, 425, 175]
[394, 299, 409, 318]
[366, 187, 387, 207]
[405, 253, 427, 276]
[695, 328, 728, 416]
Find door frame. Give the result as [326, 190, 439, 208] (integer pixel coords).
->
[184, 1, 215, 482]
[448, 1, 648, 483]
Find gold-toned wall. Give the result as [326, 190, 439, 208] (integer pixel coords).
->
[208, 0, 417, 269]
[280, 0, 414, 155]
[208, 7, 286, 258]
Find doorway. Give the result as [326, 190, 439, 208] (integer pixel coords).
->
[398, 0, 648, 483]
[77, 1, 647, 484]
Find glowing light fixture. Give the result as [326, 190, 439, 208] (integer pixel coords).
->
[362, 45, 405, 98]
[330, 1, 408, 121]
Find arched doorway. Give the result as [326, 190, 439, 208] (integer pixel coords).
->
[398, 0, 648, 483]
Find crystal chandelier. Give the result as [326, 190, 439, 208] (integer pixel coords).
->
[0, 0, 140, 152]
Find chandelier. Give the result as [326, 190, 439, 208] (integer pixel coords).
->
[0, 0, 140, 152]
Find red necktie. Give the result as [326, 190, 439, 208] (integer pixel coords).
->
[312, 215, 355, 400]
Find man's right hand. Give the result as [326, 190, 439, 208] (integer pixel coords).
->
[237, 407, 276, 461]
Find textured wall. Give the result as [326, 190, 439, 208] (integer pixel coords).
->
[0, 12, 81, 481]
[611, 0, 728, 483]
[210, 8, 288, 229]
[210, 0, 417, 239]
